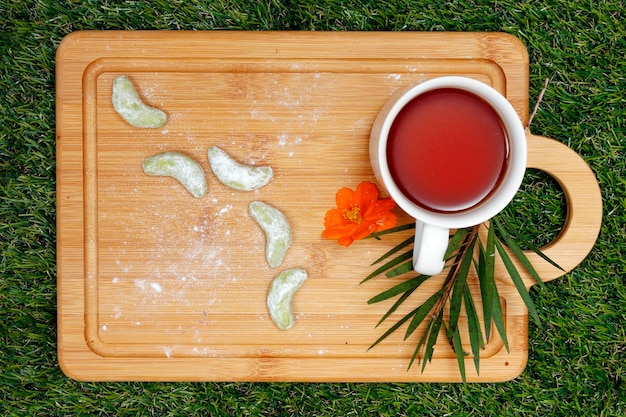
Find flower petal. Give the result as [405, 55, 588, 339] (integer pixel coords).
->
[323, 222, 357, 239]
[324, 208, 346, 228]
[362, 197, 395, 223]
[337, 235, 354, 247]
[350, 221, 377, 241]
[375, 197, 396, 212]
[375, 212, 398, 231]
[335, 187, 356, 210]
[355, 181, 379, 213]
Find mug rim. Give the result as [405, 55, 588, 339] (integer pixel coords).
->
[372, 76, 527, 228]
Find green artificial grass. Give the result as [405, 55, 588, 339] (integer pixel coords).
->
[1, 0, 624, 415]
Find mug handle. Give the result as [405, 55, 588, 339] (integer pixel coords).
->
[494, 133, 603, 285]
[413, 221, 449, 276]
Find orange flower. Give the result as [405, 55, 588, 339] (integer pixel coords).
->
[323, 181, 397, 247]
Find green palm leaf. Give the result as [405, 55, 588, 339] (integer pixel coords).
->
[463, 285, 485, 373]
[370, 235, 414, 265]
[445, 321, 467, 382]
[374, 285, 419, 327]
[385, 260, 415, 278]
[495, 237, 542, 326]
[362, 211, 555, 381]
[420, 309, 444, 373]
[404, 289, 444, 340]
[449, 235, 476, 334]
[361, 250, 412, 283]
[367, 274, 430, 305]
[477, 224, 496, 341]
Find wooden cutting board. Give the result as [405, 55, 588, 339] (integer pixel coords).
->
[56, 31, 602, 382]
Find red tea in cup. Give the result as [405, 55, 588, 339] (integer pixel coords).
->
[386, 88, 509, 212]
[371, 77, 527, 275]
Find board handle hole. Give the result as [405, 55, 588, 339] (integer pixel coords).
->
[497, 168, 567, 250]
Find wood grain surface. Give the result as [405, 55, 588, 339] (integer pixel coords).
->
[56, 31, 602, 382]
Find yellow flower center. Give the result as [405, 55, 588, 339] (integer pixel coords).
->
[343, 205, 362, 224]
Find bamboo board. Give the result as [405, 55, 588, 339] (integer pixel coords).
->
[56, 31, 602, 382]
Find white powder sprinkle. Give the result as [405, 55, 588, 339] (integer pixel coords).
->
[150, 282, 162, 293]
[277, 134, 304, 147]
[217, 204, 233, 216]
[135, 279, 162, 294]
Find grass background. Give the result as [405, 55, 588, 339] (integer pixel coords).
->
[1, 0, 624, 415]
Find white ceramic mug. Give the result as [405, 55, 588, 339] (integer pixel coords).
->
[370, 76, 527, 276]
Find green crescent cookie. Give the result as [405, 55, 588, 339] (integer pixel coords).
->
[112, 75, 167, 128]
[207, 146, 273, 191]
[249, 201, 292, 268]
[267, 267, 308, 330]
[142, 152, 207, 198]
